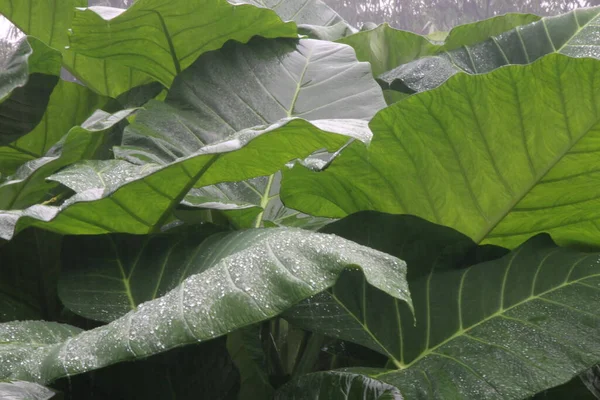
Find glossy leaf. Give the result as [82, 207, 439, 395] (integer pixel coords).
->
[286, 212, 600, 399]
[0, 109, 133, 210]
[1, 228, 410, 383]
[68, 0, 297, 91]
[282, 55, 600, 248]
[381, 7, 600, 92]
[0, 80, 110, 175]
[114, 37, 383, 228]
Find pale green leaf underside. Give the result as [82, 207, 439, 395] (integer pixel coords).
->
[0, 228, 410, 383]
[381, 7, 600, 92]
[0, 117, 368, 240]
[282, 55, 600, 248]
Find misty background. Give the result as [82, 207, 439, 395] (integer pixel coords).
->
[1, 0, 600, 47]
[2, 0, 600, 39]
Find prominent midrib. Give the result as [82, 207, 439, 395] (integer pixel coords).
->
[474, 103, 600, 244]
[377, 259, 598, 375]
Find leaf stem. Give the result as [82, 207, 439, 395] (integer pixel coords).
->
[253, 174, 275, 228]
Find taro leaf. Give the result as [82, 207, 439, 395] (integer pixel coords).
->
[0, 0, 153, 97]
[380, 7, 600, 93]
[58, 224, 224, 322]
[282, 55, 600, 249]
[0, 381, 58, 400]
[0, 37, 61, 147]
[0, 228, 410, 383]
[242, 0, 356, 40]
[0, 109, 133, 210]
[68, 0, 297, 93]
[338, 13, 539, 77]
[0, 115, 367, 241]
[286, 212, 600, 399]
[0, 229, 63, 322]
[114, 37, 383, 229]
[0, 81, 110, 175]
[275, 371, 403, 400]
[533, 374, 599, 399]
[581, 365, 600, 398]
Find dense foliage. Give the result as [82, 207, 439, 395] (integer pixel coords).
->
[1, 0, 600, 399]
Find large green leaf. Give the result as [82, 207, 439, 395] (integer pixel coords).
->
[68, 0, 297, 92]
[285, 212, 600, 399]
[275, 371, 403, 399]
[114, 37, 383, 228]
[0, 114, 370, 240]
[337, 13, 540, 77]
[381, 7, 600, 93]
[282, 55, 600, 248]
[0, 228, 410, 383]
[0, 0, 154, 97]
[0, 80, 110, 175]
[0, 37, 61, 147]
[0, 109, 133, 210]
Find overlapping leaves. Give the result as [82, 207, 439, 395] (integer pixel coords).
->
[284, 212, 600, 399]
[283, 54, 600, 248]
[0, 228, 410, 383]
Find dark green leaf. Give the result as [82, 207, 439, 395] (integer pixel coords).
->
[1, 227, 410, 383]
[287, 212, 600, 399]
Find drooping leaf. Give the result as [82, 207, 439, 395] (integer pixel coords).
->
[0, 37, 61, 146]
[115, 37, 383, 229]
[0, 228, 410, 383]
[0, 228, 63, 322]
[337, 13, 540, 77]
[380, 7, 600, 93]
[68, 0, 297, 92]
[286, 212, 600, 399]
[275, 371, 403, 400]
[0, 80, 110, 175]
[0, 109, 133, 210]
[0, 114, 370, 241]
[0, 381, 58, 400]
[282, 55, 600, 249]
